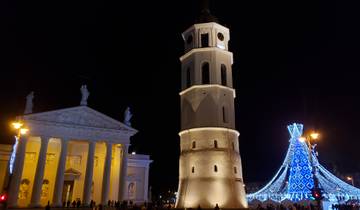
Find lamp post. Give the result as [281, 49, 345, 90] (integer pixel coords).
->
[347, 176, 354, 186]
[2, 121, 29, 209]
[299, 131, 321, 207]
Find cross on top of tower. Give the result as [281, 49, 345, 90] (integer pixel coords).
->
[196, 0, 218, 23]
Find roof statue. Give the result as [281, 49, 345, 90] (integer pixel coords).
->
[124, 107, 132, 126]
[247, 123, 360, 205]
[24, 91, 34, 114]
[80, 85, 89, 106]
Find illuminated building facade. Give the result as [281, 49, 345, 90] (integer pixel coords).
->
[0, 100, 152, 207]
[247, 123, 360, 205]
[175, 9, 247, 209]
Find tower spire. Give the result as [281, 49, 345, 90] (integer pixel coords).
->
[196, 0, 218, 23]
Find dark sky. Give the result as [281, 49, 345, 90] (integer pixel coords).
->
[1, 0, 360, 197]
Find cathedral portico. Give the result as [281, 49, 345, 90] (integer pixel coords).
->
[3, 103, 151, 208]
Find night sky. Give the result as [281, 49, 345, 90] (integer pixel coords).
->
[1, 0, 360, 197]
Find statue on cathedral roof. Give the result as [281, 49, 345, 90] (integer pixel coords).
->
[80, 85, 89, 106]
[24, 91, 34, 114]
[124, 107, 132, 126]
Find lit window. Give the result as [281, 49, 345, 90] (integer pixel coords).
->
[214, 165, 218, 172]
[214, 140, 218, 148]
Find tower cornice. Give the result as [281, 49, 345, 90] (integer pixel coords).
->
[178, 127, 240, 136]
[180, 47, 233, 62]
[182, 22, 229, 39]
[179, 84, 236, 98]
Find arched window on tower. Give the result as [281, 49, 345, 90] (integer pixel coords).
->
[192, 166, 195, 173]
[221, 64, 227, 86]
[201, 33, 209, 47]
[214, 140, 218, 148]
[202, 62, 210, 84]
[222, 106, 228, 123]
[192, 141, 196, 149]
[234, 167, 237, 174]
[232, 142, 235, 150]
[186, 67, 191, 88]
[214, 165, 218, 172]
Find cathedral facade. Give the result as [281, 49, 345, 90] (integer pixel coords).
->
[0, 100, 151, 207]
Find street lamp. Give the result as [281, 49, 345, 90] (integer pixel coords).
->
[9, 121, 28, 174]
[347, 176, 355, 186]
[2, 121, 29, 208]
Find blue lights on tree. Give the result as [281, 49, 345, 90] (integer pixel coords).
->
[247, 123, 360, 204]
[287, 124, 313, 200]
[9, 137, 19, 174]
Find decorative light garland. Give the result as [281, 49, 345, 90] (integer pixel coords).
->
[247, 123, 360, 204]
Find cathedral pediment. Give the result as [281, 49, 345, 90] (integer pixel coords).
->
[22, 106, 136, 132]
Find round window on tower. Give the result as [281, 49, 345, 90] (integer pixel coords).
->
[186, 35, 193, 44]
[217, 32, 224, 41]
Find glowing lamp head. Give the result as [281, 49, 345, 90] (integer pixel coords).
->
[0, 193, 7, 202]
[310, 132, 320, 140]
[12, 122, 23, 130]
[347, 176, 353, 181]
[298, 137, 306, 142]
[20, 128, 29, 135]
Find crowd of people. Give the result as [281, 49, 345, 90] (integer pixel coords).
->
[40, 200, 360, 210]
[253, 203, 360, 210]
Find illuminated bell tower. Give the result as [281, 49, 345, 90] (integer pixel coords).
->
[175, 4, 248, 209]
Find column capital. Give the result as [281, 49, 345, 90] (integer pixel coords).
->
[40, 136, 51, 144]
[60, 137, 70, 142]
[106, 142, 113, 147]
[121, 143, 130, 150]
[88, 140, 96, 146]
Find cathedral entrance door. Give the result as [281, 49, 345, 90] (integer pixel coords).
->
[62, 181, 74, 203]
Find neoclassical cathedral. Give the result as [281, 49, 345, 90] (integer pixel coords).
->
[0, 86, 152, 207]
[175, 5, 248, 209]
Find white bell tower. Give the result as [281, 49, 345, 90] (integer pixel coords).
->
[175, 3, 248, 209]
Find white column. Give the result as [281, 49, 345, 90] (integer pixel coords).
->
[101, 142, 112, 205]
[118, 144, 129, 201]
[144, 166, 149, 202]
[8, 136, 28, 207]
[83, 141, 96, 206]
[52, 138, 68, 207]
[30, 136, 50, 207]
